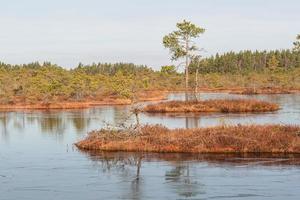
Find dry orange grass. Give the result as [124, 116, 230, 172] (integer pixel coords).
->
[0, 92, 168, 110]
[143, 99, 279, 113]
[75, 124, 300, 153]
[0, 99, 132, 110]
[137, 90, 168, 101]
[230, 87, 296, 95]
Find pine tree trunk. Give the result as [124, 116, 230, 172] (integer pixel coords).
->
[185, 36, 189, 101]
[194, 68, 199, 101]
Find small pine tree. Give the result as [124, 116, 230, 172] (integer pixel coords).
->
[293, 34, 300, 52]
[160, 65, 176, 75]
[267, 55, 279, 70]
[163, 20, 205, 100]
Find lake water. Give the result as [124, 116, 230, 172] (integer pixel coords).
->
[1, 93, 300, 200]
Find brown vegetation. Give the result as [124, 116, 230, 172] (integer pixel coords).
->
[230, 87, 297, 95]
[0, 86, 297, 110]
[143, 99, 280, 113]
[0, 98, 131, 110]
[0, 91, 167, 110]
[75, 124, 300, 153]
[136, 90, 168, 102]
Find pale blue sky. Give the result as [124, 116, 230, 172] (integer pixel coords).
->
[0, 0, 299, 69]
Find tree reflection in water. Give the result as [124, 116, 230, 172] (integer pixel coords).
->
[0, 112, 28, 141]
[0, 112, 10, 140]
[85, 151, 145, 200]
[0, 107, 136, 140]
[40, 114, 65, 134]
[165, 163, 204, 198]
[78, 150, 300, 199]
[78, 151, 206, 199]
[69, 111, 91, 133]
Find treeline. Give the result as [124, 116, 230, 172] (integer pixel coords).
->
[190, 49, 300, 73]
[1, 49, 300, 104]
[0, 62, 182, 104]
[0, 62, 152, 75]
[75, 62, 153, 76]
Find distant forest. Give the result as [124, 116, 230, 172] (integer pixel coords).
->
[190, 49, 300, 73]
[1, 49, 299, 74]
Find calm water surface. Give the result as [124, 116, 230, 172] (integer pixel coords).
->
[1, 93, 300, 200]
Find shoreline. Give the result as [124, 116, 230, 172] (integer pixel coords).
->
[0, 91, 168, 110]
[143, 99, 280, 113]
[170, 87, 300, 94]
[0, 99, 131, 110]
[75, 124, 300, 154]
[0, 87, 299, 110]
[79, 151, 300, 167]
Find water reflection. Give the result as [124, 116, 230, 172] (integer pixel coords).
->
[0, 112, 10, 140]
[68, 112, 91, 132]
[82, 151, 144, 199]
[81, 151, 204, 199]
[40, 115, 65, 134]
[165, 163, 204, 198]
[0, 93, 299, 139]
[78, 150, 300, 199]
[81, 151, 300, 169]
[142, 93, 300, 128]
[1, 93, 300, 200]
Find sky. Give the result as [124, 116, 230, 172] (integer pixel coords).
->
[0, 0, 299, 70]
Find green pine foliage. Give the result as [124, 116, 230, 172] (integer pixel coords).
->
[189, 49, 300, 73]
[0, 62, 182, 104]
[0, 49, 300, 104]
